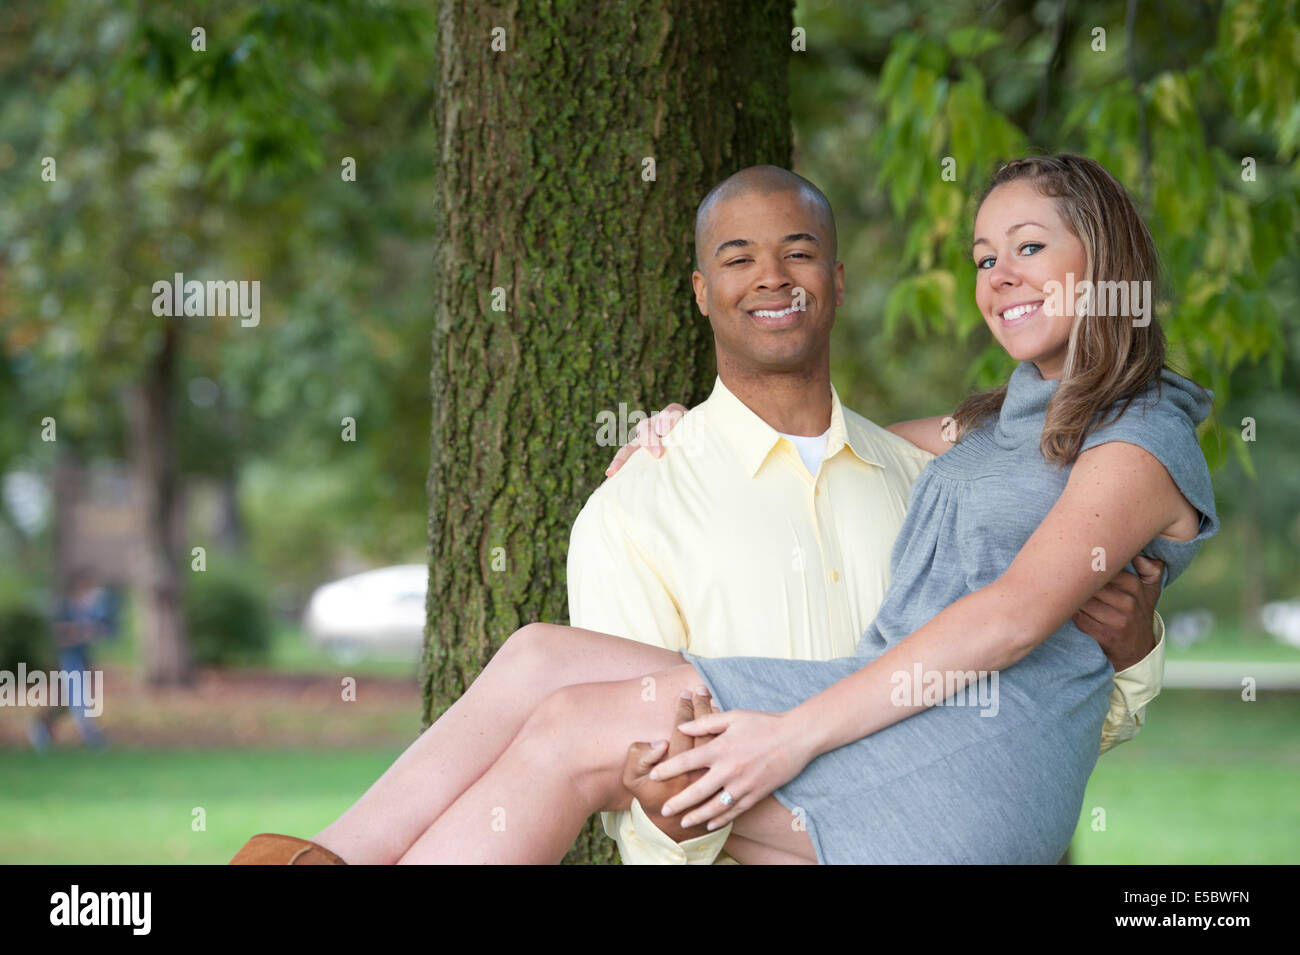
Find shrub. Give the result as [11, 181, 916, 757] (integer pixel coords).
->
[0, 604, 53, 673]
[184, 563, 273, 666]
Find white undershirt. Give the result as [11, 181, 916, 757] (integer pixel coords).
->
[777, 427, 831, 476]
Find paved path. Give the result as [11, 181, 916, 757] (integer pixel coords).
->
[1164, 660, 1300, 689]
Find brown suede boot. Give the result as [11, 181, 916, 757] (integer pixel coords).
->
[229, 833, 348, 865]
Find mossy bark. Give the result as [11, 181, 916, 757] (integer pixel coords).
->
[426, 0, 794, 863]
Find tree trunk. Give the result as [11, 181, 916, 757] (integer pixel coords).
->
[1239, 518, 1264, 631]
[214, 473, 244, 553]
[426, 0, 794, 863]
[127, 319, 192, 686]
[51, 449, 81, 601]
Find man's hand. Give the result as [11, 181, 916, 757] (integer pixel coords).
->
[622, 689, 719, 843]
[1073, 555, 1164, 671]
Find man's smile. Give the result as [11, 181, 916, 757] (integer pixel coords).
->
[745, 302, 806, 328]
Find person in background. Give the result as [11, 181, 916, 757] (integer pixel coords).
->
[27, 567, 110, 751]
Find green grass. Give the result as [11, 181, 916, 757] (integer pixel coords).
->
[0, 747, 404, 863]
[1071, 688, 1300, 863]
[1, 688, 1296, 864]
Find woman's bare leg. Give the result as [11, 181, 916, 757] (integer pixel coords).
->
[312, 623, 684, 863]
[719, 832, 818, 865]
[725, 814, 821, 864]
[396, 664, 819, 863]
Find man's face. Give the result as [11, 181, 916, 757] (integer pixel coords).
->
[692, 189, 843, 374]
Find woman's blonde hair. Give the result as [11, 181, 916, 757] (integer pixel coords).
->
[950, 153, 1178, 464]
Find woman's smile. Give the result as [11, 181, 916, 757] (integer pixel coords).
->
[997, 299, 1045, 327]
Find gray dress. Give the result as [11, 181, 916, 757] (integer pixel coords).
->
[680, 361, 1218, 864]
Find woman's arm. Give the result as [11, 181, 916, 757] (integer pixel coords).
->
[656, 439, 1192, 828]
[884, 415, 955, 455]
[606, 407, 957, 474]
[794, 442, 1176, 754]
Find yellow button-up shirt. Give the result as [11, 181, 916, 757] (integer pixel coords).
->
[567, 375, 1165, 865]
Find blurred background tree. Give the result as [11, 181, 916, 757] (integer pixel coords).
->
[0, 0, 437, 682]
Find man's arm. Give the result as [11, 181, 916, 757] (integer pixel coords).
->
[1072, 556, 1165, 753]
[567, 493, 735, 865]
[1100, 612, 1165, 755]
[567, 492, 687, 653]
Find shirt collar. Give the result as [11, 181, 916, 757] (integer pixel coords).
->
[700, 375, 888, 478]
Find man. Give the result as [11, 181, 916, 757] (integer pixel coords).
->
[567, 165, 1165, 865]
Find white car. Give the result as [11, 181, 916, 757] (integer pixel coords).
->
[1262, 600, 1300, 649]
[302, 564, 428, 662]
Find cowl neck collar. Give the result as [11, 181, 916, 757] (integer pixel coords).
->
[995, 361, 1059, 442]
[993, 360, 1215, 446]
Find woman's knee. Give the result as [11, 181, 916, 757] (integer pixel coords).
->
[509, 683, 610, 805]
[489, 622, 563, 684]
[514, 666, 703, 798]
[495, 622, 551, 663]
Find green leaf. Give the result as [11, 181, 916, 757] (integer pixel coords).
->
[945, 25, 1002, 59]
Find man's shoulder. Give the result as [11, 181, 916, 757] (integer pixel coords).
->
[579, 452, 659, 517]
[841, 405, 936, 469]
[585, 406, 727, 504]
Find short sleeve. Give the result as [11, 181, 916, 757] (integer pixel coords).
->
[1078, 368, 1218, 588]
[566, 491, 687, 650]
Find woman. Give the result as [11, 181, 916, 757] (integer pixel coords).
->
[234, 154, 1216, 865]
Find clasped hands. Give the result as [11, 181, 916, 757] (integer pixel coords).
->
[622, 687, 813, 838]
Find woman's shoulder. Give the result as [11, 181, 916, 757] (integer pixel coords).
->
[1079, 367, 1219, 584]
[1083, 367, 1212, 453]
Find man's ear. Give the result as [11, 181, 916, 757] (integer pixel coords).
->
[833, 260, 845, 308]
[691, 270, 709, 316]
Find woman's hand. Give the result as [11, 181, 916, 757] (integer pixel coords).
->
[621, 690, 721, 842]
[604, 403, 689, 477]
[649, 706, 816, 831]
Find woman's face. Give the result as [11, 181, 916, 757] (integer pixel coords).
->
[972, 180, 1088, 380]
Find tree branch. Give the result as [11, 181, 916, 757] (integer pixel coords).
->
[1126, 0, 1153, 205]
[1032, 0, 1071, 140]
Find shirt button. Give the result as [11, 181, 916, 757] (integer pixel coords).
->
[831, 570, 840, 582]
[814, 486, 820, 496]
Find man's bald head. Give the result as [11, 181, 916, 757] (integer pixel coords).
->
[694, 165, 837, 270]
